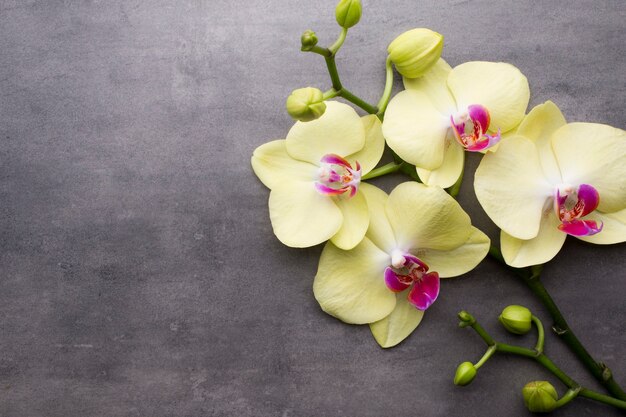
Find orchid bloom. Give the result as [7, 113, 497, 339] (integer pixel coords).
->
[382, 59, 530, 188]
[313, 182, 490, 348]
[251, 101, 385, 249]
[475, 101, 626, 268]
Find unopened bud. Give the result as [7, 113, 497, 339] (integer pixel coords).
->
[286, 87, 326, 122]
[499, 305, 532, 335]
[387, 28, 444, 78]
[454, 362, 477, 386]
[523, 381, 558, 413]
[301, 30, 318, 51]
[335, 0, 361, 29]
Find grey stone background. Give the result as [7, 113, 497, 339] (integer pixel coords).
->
[0, 0, 624, 416]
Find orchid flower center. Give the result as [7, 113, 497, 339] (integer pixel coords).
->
[554, 183, 603, 236]
[384, 250, 440, 311]
[314, 154, 362, 198]
[450, 104, 501, 152]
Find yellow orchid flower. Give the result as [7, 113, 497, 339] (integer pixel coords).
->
[251, 101, 385, 249]
[313, 182, 490, 348]
[475, 101, 626, 268]
[382, 59, 530, 188]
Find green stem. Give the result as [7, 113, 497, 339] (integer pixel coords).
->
[328, 27, 348, 54]
[362, 162, 402, 180]
[487, 245, 626, 400]
[338, 88, 378, 114]
[523, 272, 626, 400]
[324, 55, 343, 90]
[322, 88, 339, 100]
[531, 315, 545, 354]
[376, 56, 394, 119]
[446, 153, 465, 198]
[580, 389, 626, 410]
[462, 311, 626, 411]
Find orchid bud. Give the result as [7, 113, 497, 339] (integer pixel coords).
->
[522, 381, 558, 413]
[499, 305, 532, 335]
[454, 362, 477, 386]
[335, 0, 361, 29]
[301, 30, 318, 51]
[286, 87, 326, 122]
[387, 28, 444, 78]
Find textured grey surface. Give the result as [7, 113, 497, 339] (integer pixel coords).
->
[0, 1, 625, 416]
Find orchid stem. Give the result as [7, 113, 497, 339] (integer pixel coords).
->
[487, 245, 626, 400]
[460, 311, 626, 411]
[362, 162, 402, 180]
[376, 56, 394, 119]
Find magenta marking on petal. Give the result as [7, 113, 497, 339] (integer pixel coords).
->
[314, 182, 347, 196]
[320, 153, 351, 167]
[558, 219, 604, 236]
[403, 255, 428, 271]
[384, 267, 411, 293]
[576, 184, 600, 218]
[467, 104, 490, 133]
[407, 272, 440, 311]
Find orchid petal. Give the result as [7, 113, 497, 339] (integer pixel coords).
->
[286, 101, 365, 165]
[415, 137, 464, 188]
[359, 183, 397, 254]
[382, 90, 448, 170]
[558, 219, 603, 236]
[346, 115, 385, 175]
[408, 272, 440, 310]
[314, 182, 347, 196]
[576, 184, 601, 218]
[474, 135, 553, 239]
[403, 58, 456, 115]
[448, 62, 529, 134]
[384, 268, 412, 292]
[577, 209, 626, 244]
[515, 101, 566, 184]
[386, 182, 471, 251]
[269, 180, 342, 248]
[251, 140, 318, 189]
[417, 227, 490, 278]
[313, 238, 395, 324]
[551, 123, 626, 213]
[320, 153, 351, 167]
[369, 290, 425, 348]
[500, 208, 566, 268]
[330, 190, 370, 250]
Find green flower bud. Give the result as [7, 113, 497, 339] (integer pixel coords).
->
[499, 305, 533, 335]
[335, 0, 361, 29]
[285, 87, 326, 122]
[454, 362, 477, 386]
[523, 381, 558, 413]
[387, 28, 444, 78]
[301, 30, 318, 51]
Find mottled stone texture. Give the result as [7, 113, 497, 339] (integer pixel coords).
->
[0, 1, 624, 416]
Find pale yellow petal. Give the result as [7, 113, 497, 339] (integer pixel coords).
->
[313, 238, 395, 324]
[417, 227, 490, 278]
[416, 137, 464, 188]
[286, 101, 365, 165]
[369, 291, 424, 348]
[346, 115, 385, 175]
[515, 101, 566, 184]
[403, 58, 456, 114]
[359, 183, 397, 253]
[474, 136, 553, 239]
[500, 206, 567, 268]
[577, 209, 626, 245]
[551, 123, 626, 213]
[382, 90, 448, 170]
[448, 62, 530, 133]
[251, 140, 318, 189]
[386, 182, 471, 251]
[330, 191, 369, 250]
[269, 180, 342, 247]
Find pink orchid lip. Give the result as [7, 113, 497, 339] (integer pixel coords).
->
[315, 153, 362, 197]
[554, 183, 603, 237]
[384, 253, 440, 311]
[450, 104, 501, 152]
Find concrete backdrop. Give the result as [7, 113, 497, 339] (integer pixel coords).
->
[0, 0, 624, 416]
